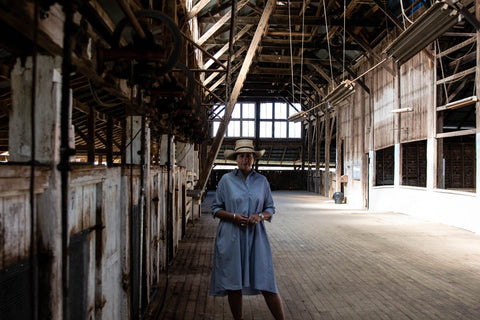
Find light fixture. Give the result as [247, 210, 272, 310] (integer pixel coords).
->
[287, 110, 308, 122]
[436, 95, 478, 111]
[384, 1, 461, 65]
[323, 80, 355, 106]
[391, 107, 414, 113]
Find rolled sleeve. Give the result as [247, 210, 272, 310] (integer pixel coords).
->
[211, 179, 226, 218]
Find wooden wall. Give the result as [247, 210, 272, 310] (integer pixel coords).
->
[373, 59, 396, 150]
[0, 147, 200, 319]
[399, 54, 433, 143]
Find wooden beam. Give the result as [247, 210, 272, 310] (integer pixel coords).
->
[195, 79, 225, 104]
[204, 25, 252, 69]
[435, 129, 477, 139]
[372, 0, 404, 30]
[195, 0, 277, 193]
[437, 37, 476, 59]
[204, 47, 246, 86]
[195, 0, 249, 46]
[187, 0, 211, 20]
[436, 67, 476, 85]
[310, 64, 334, 87]
[181, 31, 227, 70]
[303, 75, 326, 97]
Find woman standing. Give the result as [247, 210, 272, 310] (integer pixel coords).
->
[209, 139, 285, 320]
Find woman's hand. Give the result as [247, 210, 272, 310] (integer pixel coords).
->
[233, 213, 249, 227]
[248, 213, 263, 226]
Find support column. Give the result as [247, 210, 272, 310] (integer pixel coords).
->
[476, 0, 480, 199]
[475, 0, 480, 234]
[126, 116, 142, 165]
[10, 56, 64, 163]
[394, 63, 401, 187]
[10, 55, 64, 319]
[316, 115, 321, 194]
[325, 112, 331, 197]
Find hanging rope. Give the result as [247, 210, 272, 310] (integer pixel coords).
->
[299, 0, 306, 105]
[323, 0, 335, 88]
[288, 0, 295, 103]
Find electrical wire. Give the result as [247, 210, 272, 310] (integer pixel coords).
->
[400, 0, 413, 27]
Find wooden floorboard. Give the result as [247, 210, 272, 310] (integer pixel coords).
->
[148, 191, 480, 320]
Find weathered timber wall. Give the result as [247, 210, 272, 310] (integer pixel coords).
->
[373, 59, 396, 150]
[0, 154, 200, 319]
[399, 53, 433, 143]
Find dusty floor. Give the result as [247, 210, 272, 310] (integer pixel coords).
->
[150, 191, 480, 319]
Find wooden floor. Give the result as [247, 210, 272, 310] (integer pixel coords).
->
[147, 191, 480, 320]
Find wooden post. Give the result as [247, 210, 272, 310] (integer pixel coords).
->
[10, 55, 64, 319]
[476, 0, 480, 199]
[394, 63, 401, 187]
[106, 115, 113, 166]
[126, 116, 142, 165]
[10, 56, 64, 163]
[316, 115, 321, 194]
[88, 105, 96, 163]
[325, 112, 331, 197]
[307, 119, 313, 191]
[336, 111, 342, 194]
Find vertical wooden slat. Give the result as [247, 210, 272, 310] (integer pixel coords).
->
[476, 0, 480, 196]
[0, 198, 4, 269]
[325, 112, 331, 197]
[107, 115, 113, 166]
[88, 106, 96, 164]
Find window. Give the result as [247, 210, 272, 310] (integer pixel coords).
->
[243, 121, 255, 137]
[402, 140, 426, 187]
[211, 101, 303, 139]
[288, 103, 301, 138]
[260, 103, 272, 119]
[260, 121, 273, 138]
[376, 146, 394, 186]
[274, 122, 287, 138]
[227, 120, 241, 137]
[438, 135, 475, 192]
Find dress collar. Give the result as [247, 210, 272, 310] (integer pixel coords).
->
[234, 168, 256, 177]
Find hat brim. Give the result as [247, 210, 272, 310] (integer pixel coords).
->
[224, 149, 265, 161]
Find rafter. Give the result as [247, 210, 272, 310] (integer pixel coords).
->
[195, 0, 249, 46]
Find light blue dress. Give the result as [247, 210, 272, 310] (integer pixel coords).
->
[209, 169, 278, 297]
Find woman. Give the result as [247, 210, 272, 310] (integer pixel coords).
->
[209, 139, 285, 320]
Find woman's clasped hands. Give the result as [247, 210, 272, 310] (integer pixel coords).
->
[233, 212, 262, 227]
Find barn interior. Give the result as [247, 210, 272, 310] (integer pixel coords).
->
[0, 0, 479, 319]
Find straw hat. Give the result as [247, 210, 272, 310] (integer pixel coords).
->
[223, 139, 265, 161]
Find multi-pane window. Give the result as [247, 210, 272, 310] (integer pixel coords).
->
[260, 102, 301, 138]
[212, 102, 302, 139]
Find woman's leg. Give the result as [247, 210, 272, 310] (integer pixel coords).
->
[227, 290, 243, 320]
[261, 291, 285, 320]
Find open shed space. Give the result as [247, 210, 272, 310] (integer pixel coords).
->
[150, 191, 480, 320]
